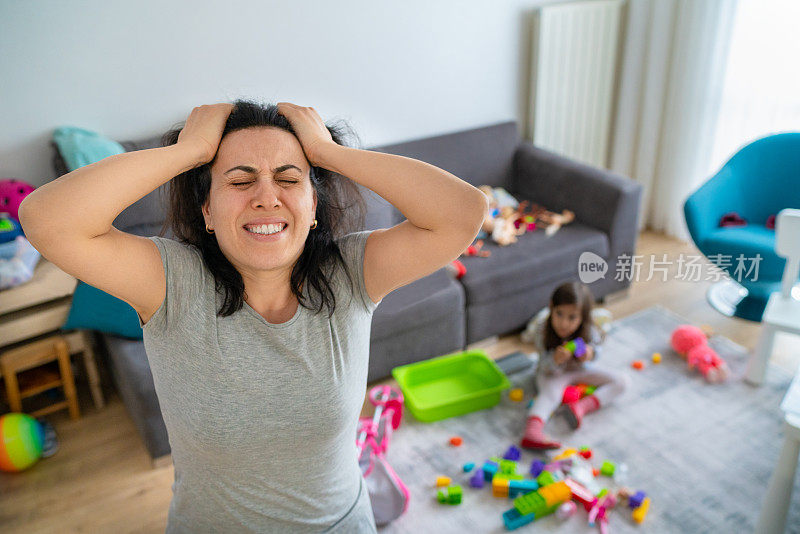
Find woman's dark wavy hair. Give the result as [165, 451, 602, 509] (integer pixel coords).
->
[158, 99, 367, 319]
[543, 281, 597, 351]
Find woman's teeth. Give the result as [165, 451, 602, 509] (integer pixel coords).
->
[245, 223, 285, 235]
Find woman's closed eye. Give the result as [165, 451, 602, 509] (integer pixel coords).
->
[232, 179, 298, 186]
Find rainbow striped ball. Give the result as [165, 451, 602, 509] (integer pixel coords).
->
[0, 413, 44, 472]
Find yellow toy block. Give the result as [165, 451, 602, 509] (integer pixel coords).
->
[540, 481, 571, 507]
[492, 477, 510, 497]
[436, 476, 451, 487]
[632, 497, 651, 523]
[509, 388, 524, 402]
[553, 448, 577, 460]
[652, 352, 662, 363]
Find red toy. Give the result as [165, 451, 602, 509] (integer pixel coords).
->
[670, 325, 730, 383]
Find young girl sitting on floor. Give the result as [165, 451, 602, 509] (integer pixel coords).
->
[520, 281, 630, 450]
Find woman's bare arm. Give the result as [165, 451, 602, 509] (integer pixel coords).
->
[276, 103, 487, 304]
[17, 104, 232, 322]
[20, 104, 232, 241]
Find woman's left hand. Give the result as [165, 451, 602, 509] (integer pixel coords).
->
[276, 102, 336, 166]
[582, 345, 595, 361]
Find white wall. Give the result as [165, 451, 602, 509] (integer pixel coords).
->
[0, 0, 560, 187]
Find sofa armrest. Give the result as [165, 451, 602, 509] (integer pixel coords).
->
[511, 142, 643, 271]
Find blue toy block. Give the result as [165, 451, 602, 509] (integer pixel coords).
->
[483, 461, 499, 481]
[508, 479, 539, 498]
[629, 490, 647, 509]
[503, 445, 521, 461]
[502, 507, 536, 530]
[463, 462, 475, 473]
[529, 459, 545, 477]
[470, 470, 485, 488]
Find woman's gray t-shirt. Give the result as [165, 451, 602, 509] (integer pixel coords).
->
[138, 231, 380, 533]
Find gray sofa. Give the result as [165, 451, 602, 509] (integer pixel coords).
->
[52, 120, 642, 464]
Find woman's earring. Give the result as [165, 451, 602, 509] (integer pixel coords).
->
[310, 219, 318, 230]
[205, 224, 215, 234]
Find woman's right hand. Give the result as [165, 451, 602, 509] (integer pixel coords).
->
[177, 103, 234, 166]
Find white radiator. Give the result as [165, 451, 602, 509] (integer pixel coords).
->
[529, 0, 625, 169]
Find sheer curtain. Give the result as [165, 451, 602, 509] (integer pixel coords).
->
[706, 0, 800, 177]
[610, 0, 739, 240]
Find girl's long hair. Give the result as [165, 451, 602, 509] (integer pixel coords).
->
[158, 99, 366, 318]
[543, 281, 596, 350]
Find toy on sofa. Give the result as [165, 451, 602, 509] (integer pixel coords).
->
[670, 325, 730, 383]
[0, 178, 36, 225]
[0, 235, 41, 290]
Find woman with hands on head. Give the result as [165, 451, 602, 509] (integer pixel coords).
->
[18, 100, 488, 533]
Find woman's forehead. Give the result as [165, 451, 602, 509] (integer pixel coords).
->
[214, 127, 308, 171]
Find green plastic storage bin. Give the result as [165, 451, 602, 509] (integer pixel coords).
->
[391, 349, 511, 422]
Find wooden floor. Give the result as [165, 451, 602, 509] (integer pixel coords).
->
[2, 231, 798, 533]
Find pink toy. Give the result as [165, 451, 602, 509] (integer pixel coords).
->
[670, 325, 730, 383]
[356, 385, 410, 526]
[0, 179, 36, 223]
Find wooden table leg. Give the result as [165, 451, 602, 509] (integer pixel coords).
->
[79, 330, 105, 409]
[1, 361, 23, 413]
[55, 339, 80, 420]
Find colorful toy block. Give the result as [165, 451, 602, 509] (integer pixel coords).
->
[483, 461, 499, 481]
[632, 497, 651, 523]
[632, 360, 645, 370]
[514, 481, 570, 517]
[502, 507, 536, 530]
[540, 481, 571, 507]
[563, 337, 586, 357]
[499, 459, 518, 475]
[462, 462, 475, 473]
[469, 470, 485, 488]
[629, 490, 646, 509]
[529, 459, 545, 477]
[536, 471, 555, 487]
[449, 436, 463, 446]
[436, 476, 451, 487]
[600, 461, 616, 477]
[447, 485, 462, 504]
[509, 388, 524, 402]
[579, 446, 592, 459]
[437, 485, 462, 505]
[553, 448, 577, 460]
[508, 479, 539, 498]
[493, 477, 510, 498]
[503, 445, 521, 461]
[652, 352, 662, 363]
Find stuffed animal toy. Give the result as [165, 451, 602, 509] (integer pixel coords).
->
[538, 209, 575, 236]
[670, 325, 730, 383]
[0, 178, 36, 224]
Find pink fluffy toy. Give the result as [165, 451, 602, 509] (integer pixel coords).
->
[670, 325, 730, 383]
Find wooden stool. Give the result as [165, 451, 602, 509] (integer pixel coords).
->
[0, 336, 80, 419]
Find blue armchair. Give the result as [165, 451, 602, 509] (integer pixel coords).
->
[684, 132, 800, 321]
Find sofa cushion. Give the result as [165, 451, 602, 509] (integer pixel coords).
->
[702, 225, 783, 281]
[60, 281, 143, 339]
[368, 268, 465, 380]
[456, 222, 610, 305]
[52, 127, 126, 172]
[372, 121, 520, 189]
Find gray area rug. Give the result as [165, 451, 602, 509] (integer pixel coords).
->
[378, 306, 800, 533]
